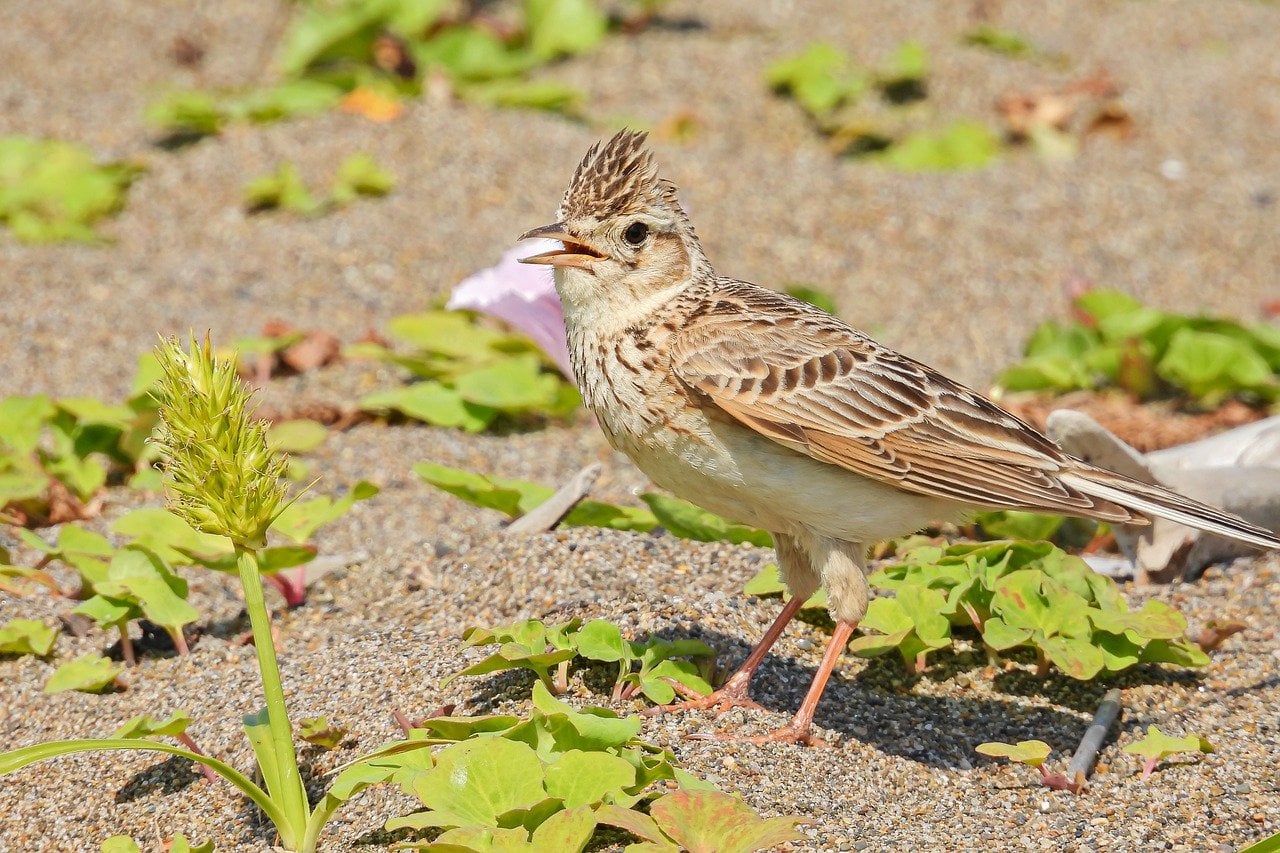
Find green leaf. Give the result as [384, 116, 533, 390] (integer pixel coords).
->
[649, 789, 807, 853]
[454, 354, 562, 410]
[0, 395, 55, 451]
[885, 39, 928, 83]
[543, 749, 637, 807]
[244, 162, 322, 216]
[525, 0, 608, 61]
[1156, 327, 1277, 405]
[361, 383, 495, 431]
[44, 654, 123, 694]
[270, 480, 379, 543]
[854, 596, 913, 635]
[1075, 289, 1144, 325]
[463, 79, 583, 114]
[331, 154, 394, 206]
[278, 0, 401, 76]
[415, 461, 553, 517]
[980, 616, 1032, 651]
[529, 805, 597, 852]
[1122, 725, 1213, 764]
[298, 715, 348, 749]
[100, 836, 142, 853]
[1139, 638, 1210, 668]
[257, 545, 318, 573]
[73, 595, 133, 629]
[560, 499, 658, 533]
[529, 682, 643, 751]
[783, 285, 837, 314]
[639, 659, 712, 704]
[641, 494, 772, 547]
[111, 508, 232, 566]
[991, 570, 1088, 638]
[1089, 600, 1186, 641]
[895, 585, 951, 646]
[742, 564, 788, 597]
[1095, 631, 1143, 671]
[0, 738, 281, 831]
[145, 90, 226, 137]
[882, 121, 999, 172]
[168, 834, 214, 853]
[268, 419, 329, 453]
[0, 618, 58, 656]
[975, 740, 1051, 768]
[94, 548, 198, 635]
[386, 311, 507, 358]
[974, 510, 1064, 542]
[1037, 633, 1105, 680]
[595, 803, 674, 846]
[443, 647, 576, 689]
[0, 136, 139, 243]
[572, 619, 630, 662]
[962, 25, 1036, 59]
[112, 710, 192, 739]
[406, 738, 547, 828]
[415, 25, 536, 82]
[766, 43, 867, 118]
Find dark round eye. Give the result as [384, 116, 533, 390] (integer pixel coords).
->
[623, 221, 649, 246]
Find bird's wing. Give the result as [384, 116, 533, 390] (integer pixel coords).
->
[669, 282, 1138, 521]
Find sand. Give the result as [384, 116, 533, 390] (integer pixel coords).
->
[2, 0, 1278, 850]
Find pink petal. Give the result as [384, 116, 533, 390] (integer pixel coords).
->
[448, 239, 574, 378]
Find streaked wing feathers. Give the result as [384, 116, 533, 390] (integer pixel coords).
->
[671, 281, 1140, 522]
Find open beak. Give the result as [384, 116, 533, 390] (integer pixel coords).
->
[518, 223, 605, 269]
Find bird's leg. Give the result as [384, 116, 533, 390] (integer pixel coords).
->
[642, 593, 806, 716]
[728, 619, 856, 746]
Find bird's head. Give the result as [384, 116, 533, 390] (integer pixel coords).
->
[519, 130, 710, 323]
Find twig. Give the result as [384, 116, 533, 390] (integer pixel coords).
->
[1065, 688, 1123, 790]
[505, 463, 602, 535]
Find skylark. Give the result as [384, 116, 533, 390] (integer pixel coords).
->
[519, 130, 1280, 745]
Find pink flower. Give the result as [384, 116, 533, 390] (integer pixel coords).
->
[447, 239, 573, 378]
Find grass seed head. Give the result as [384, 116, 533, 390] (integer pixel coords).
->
[150, 335, 289, 548]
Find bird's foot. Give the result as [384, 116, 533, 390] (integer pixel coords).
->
[640, 674, 763, 717]
[688, 721, 826, 747]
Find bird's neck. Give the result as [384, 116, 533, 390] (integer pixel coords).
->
[554, 267, 697, 341]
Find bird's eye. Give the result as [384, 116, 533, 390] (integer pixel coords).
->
[623, 221, 649, 246]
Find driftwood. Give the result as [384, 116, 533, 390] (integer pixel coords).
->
[505, 463, 602, 535]
[1065, 688, 1123, 791]
[1046, 411, 1280, 583]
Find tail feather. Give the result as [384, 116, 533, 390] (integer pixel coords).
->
[1061, 466, 1280, 551]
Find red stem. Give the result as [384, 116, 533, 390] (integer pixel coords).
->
[119, 625, 136, 667]
[176, 733, 219, 783]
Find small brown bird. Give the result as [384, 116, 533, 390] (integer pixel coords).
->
[519, 130, 1280, 745]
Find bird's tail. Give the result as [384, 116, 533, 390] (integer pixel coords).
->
[1060, 465, 1280, 551]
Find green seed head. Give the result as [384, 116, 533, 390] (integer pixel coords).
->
[150, 335, 289, 548]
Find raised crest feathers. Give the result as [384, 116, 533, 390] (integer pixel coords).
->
[558, 129, 678, 221]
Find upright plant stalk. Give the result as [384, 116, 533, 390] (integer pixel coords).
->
[150, 335, 311, 848]
[236, 545, 309, 846]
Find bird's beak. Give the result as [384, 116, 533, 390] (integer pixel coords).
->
[518, 223, 605, 269]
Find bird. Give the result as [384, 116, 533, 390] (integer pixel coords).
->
[518, 129, 1280, 745]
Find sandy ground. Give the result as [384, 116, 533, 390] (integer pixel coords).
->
[2, 0, 1279, 850]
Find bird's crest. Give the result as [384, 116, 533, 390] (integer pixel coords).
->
[559, 130, 680, 222]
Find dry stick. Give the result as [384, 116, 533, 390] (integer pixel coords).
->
[505, 463, 603, 535]
[1066, 688, 1123, 790]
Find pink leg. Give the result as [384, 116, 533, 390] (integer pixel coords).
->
[720, 619, 857, 746]
[643, 594, 807, 716]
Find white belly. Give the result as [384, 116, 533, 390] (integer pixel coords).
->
[612, 415, 967, 545]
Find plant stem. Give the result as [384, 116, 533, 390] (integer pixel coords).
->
[236, 545, 309, 849]
[169, 627, 190, 656]
[176, 732, 219, 783]
[555, 660, 569, 693]
[118, 624, 136, 666]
